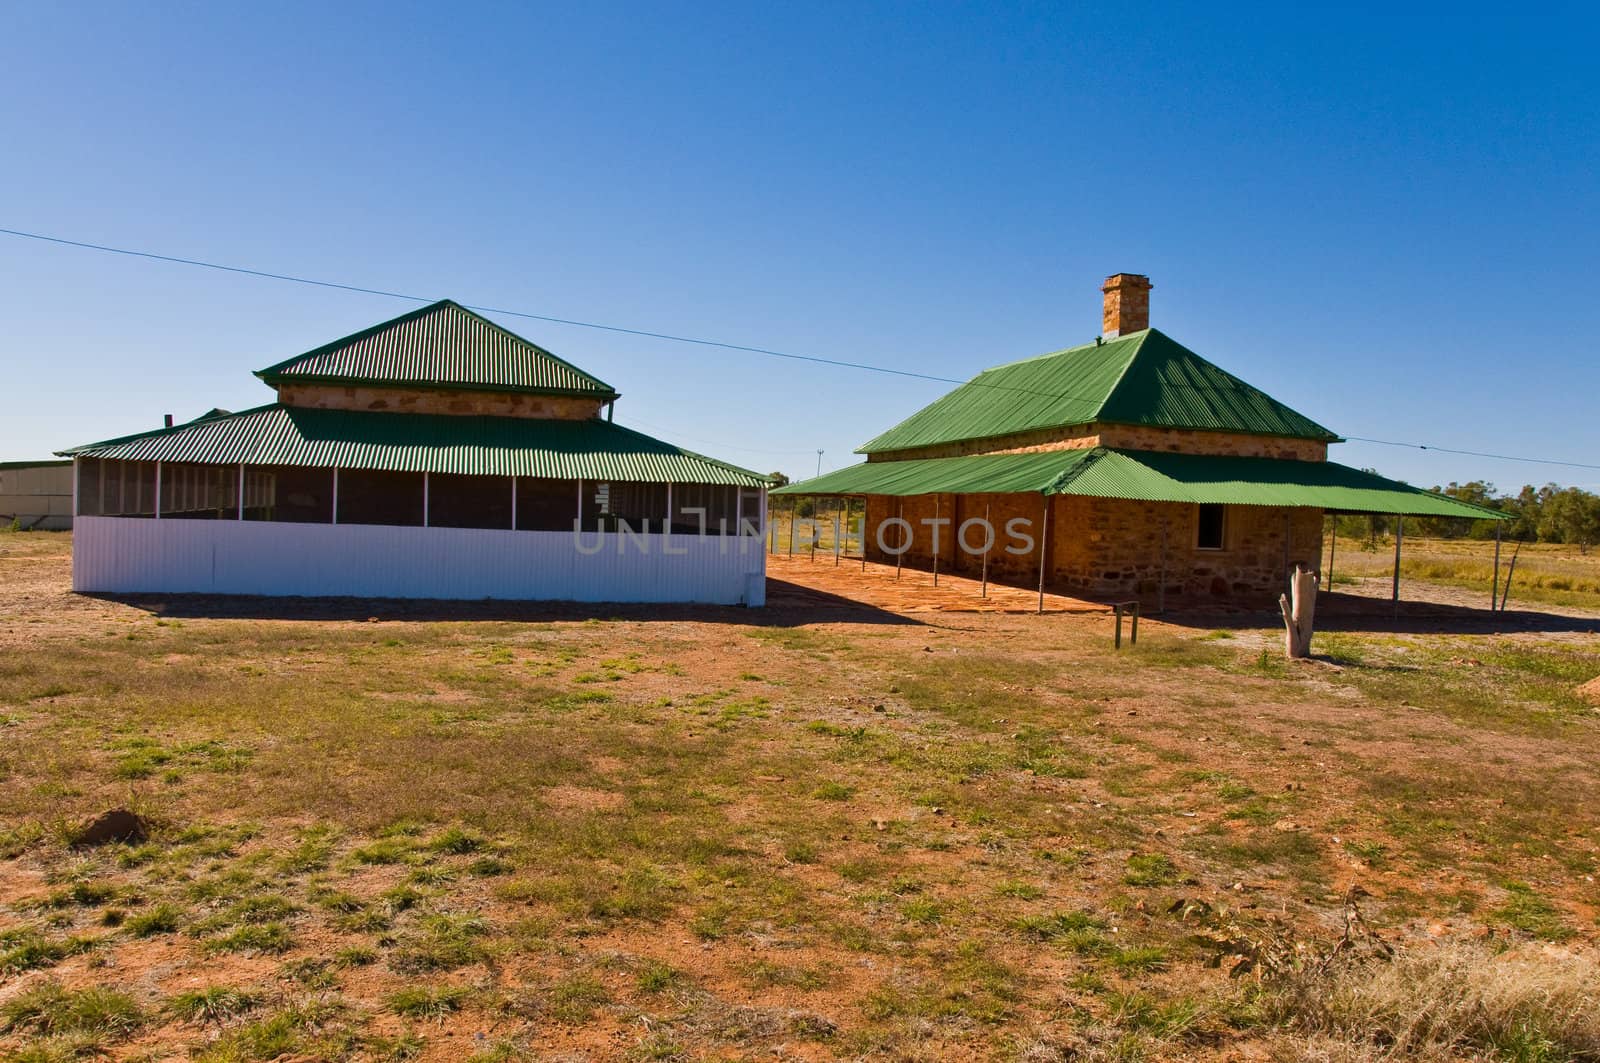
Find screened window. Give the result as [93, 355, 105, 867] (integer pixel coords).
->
[1196, 504, 1226, 550]
[669, 483, 740, 535]
[337, 469, 424, 527]
[429, 474, 513, 529]
[516, 477, 580, 532]
[585, 480, 668, 533]
[76, 459, 156, 518]
[159, 462, 239, 520]
[243, 466, 333, 523]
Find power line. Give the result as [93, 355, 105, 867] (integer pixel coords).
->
[3, 225, 1593, 475]
[620, 417, 817, 458]
[1341, 437, 1600, 473]
[0, 226, 970, 389]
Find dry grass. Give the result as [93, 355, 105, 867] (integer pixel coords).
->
[1263, 940, 1600, 1061]
[2, 532, 1599, 1060]
[1329, 535, 1600, 608]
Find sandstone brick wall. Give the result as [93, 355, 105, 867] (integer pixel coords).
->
[867, 424, 1327, 463]
[862, 492, 1323, 603]
[276, 383, 604, 421]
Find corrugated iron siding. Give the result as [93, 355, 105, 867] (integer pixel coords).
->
[73, 517, 767, 604]
[256, 301, 616, 395]
[64, 405, 770, 487]
[775, 447, 1504, 520]
[857, 329, 1338, 454]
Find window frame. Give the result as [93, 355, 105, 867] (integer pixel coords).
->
[1195, 503, 1227, 551]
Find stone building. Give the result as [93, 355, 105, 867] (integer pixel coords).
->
[776, 274, 1498, 604]
[61, 300, 771, 604]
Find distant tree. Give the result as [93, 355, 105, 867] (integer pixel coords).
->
[1537, 487, 1600, 553]
[767, 471, 790, 487]
[1505, 484, 1554, 542]
[1417, 481, 1501, 539]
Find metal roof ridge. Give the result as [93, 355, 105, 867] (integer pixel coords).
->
[56, 402, 281, 456]
[254, 300, 619, 397]
[1089, 330, 1157, 424]
[254, 300, 454, 379]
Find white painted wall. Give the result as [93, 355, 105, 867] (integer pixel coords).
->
[72, 517, 767, 606]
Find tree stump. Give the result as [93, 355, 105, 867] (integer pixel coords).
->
[1279, 565, 1319, 659]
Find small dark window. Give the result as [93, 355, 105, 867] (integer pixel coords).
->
[337, 469, 424, 527]
[244, 465, 333, 523]
[429, 473, 513, 530]
[1196, 504, 1226, 550]
[517, 477, 581, 531]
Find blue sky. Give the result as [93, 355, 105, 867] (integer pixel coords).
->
[2, 3, 1595, 490]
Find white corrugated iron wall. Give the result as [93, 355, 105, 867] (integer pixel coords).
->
[73, 517, 768, 605]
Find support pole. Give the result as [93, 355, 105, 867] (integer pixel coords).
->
[331, 468, 340, 525]
[1391, 516, 1403, 618]
[1491, 521, 1502, 613]
[860, 499, 867, 572]
[510, 476, 518, 530]
[1158, 513, 1168, 614]
[895, 499, 904, 581]
[932, 494, 940, 587]
[981, 502, 990, 599]
[238, 464, 245, 521]
[1036, 494, 1050, 614]
[1326, 514, 1337, 592]
[154, 460, 162, 520]
[1282, 511, 1291, 589]
[789, 497, 797, 555]
[833, 499, 841, 567]
[422, 471, 430, 528]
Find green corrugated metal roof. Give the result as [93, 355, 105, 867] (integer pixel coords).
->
[775, 447, 1505, 520]
[59, 404, 770, 487]
[256, 300, 619, 398]
[857, 329, 1339, 454]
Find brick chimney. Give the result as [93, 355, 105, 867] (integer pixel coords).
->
[1101, 273, 1152, 337]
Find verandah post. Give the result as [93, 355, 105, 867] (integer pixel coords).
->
[1158, 513, 1168, 615]
[1326, 513, 1337, 592]
[981, 502, 990, 599]
[1491, 521, 1502, 613]
[895, 499, 904, 581]
[1391, 516, 1403, 617]
[1036, 493, 1050, 615]
[932, 494, 940, 587]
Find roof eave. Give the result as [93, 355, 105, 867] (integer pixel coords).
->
[255, 371, 621, 403]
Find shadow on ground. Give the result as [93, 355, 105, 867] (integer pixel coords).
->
[1157, 590, 1600, 636]
[86, 581, 924, 629]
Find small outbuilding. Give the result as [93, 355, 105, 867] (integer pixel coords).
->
[776, 273, 1502, 605]
[61, 301, 771, 604]
[0, 460, 74, 530]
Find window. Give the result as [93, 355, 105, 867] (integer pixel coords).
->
[337, 469, 424, 527]
[159, 462, 239, 520]
[584, 480, 668, 533]
[244, 466, 333, 523]
[669, 483, 740, 535]
[516, 477, 580, 532]
[429, 474, 513, 530]
[1196, 504, 1226, 550]
[76, 459, 156, 518]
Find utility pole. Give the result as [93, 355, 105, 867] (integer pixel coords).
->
[815, 450, 823, 478]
